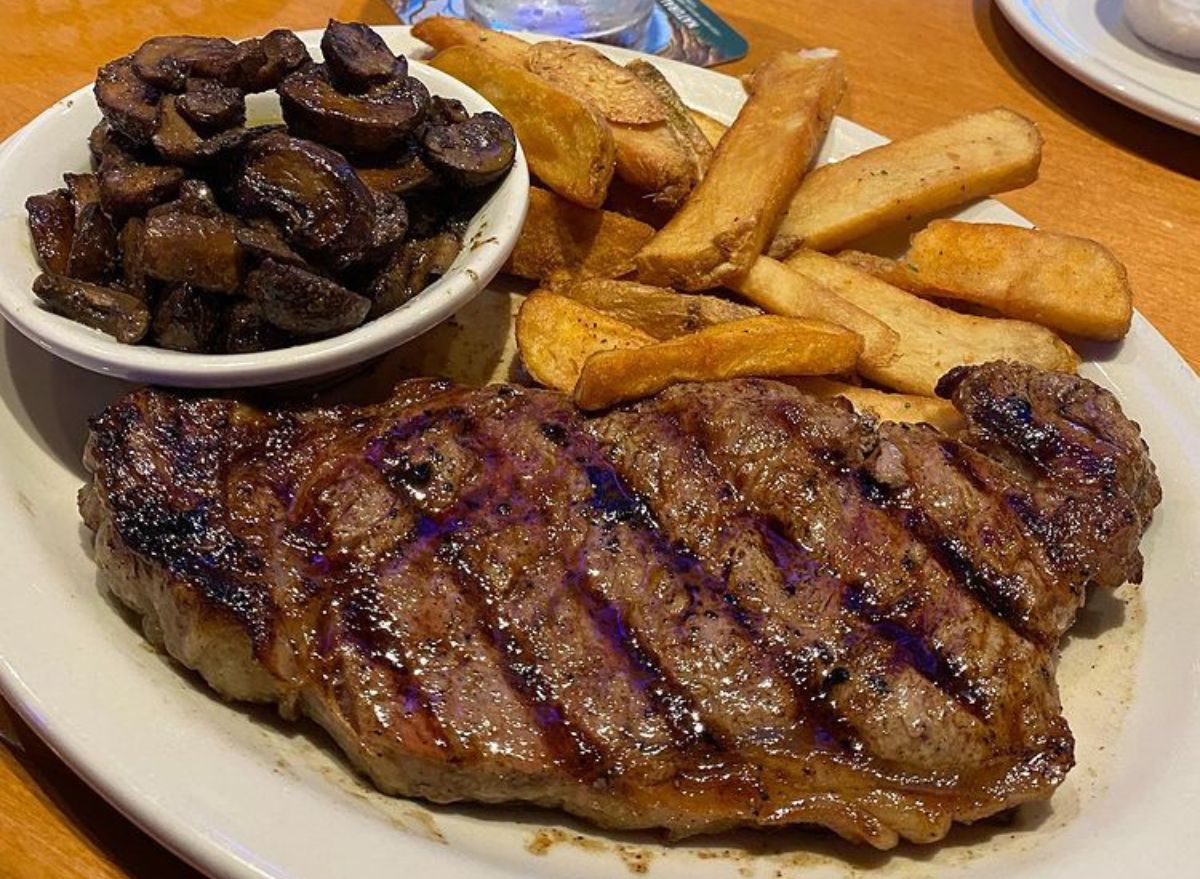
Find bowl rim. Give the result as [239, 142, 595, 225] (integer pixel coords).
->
[0, 56, 530, 389]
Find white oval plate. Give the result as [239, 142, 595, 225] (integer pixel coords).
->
[996, 0, 1200, 134]
[1, 26, 1199, 879]
[0, 49, 528, 388]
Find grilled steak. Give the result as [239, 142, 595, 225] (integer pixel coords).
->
[79, 363, 1159, 848]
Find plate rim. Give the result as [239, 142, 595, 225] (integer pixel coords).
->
[995, 0, 1200, 135]
[1, 23, 1199, 879]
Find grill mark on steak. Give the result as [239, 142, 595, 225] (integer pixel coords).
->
[442, 539, 609, 782]
[635, 382, 1069, 766]
[569, 413, 870, 758]
[840, 580, 990, 719]
[849, 465, 1043, 649]
[611, 403, 996, 734]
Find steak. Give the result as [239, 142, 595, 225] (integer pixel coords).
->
[79, 362, 1160, 848]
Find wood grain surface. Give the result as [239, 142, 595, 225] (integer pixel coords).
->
[0, 2, 1195, 876]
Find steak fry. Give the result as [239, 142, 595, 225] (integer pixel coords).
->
[80, 363, 1159, 848]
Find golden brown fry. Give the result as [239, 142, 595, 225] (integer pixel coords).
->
[627, 60, 714, 178]
[521, 42, 707, 210]
[516, 291, 654, 393]
[411, 16, 531, 66]
[731, 256, 898, 371]
[835, 250, 928, 291]
[557, 276, 760, 340]
[635, 50, 846, 290]
[788, 377, 965, 433]
[687, 108, 728, 148]
[769, 108, 1043, 256]
[574, 316, 862, 410]
[610, 124, 703, 210]
[602, 177, 674, 228]
[902, 221, 1134, 341]
[784, 249, 1079, 395]
[506, 187, 655, 281]
[429, 46, 615, 208]
[525, 41, 664, 124]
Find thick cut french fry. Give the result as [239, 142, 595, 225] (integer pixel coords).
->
[626, 61, 713, 174]
[731, 256, 898, 371]
[602, 177, 674, 228]
[507, 187, 655, 281]
[516, 291, 654, 393]
[411, 16, 531, 66]
[574, 316, 862, 410]
[784, 250, 1079, 395]
[769, 108, 1043, 257]
[635, 50, 846, 290]
[429, 46, 615, 208]
[557, 277, 759, 340]
[688, 109, 728, 148]
[522, 42, 707, 210]
[525, 41, 665, 124]
[788, 377, 965, 432]
[902, 221, 1134, 341]
[835, 250, 928, 291]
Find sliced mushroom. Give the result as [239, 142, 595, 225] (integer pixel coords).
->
[66, 203, 119, 283]
[118, 217, 149, 300]
[321, 20, 403, 92]
[33, 272, 150, 343]
[151, 283, 221, 351]
[88, 121, 146, 169]
[63, 172, 101, 219]
[234, 219, 309, 268]
[94, 56, 161, 145]
[353, 145, 438, 196]
[278, 63, 428, 153]
[152, 95, 246, 166]
[425, 95, 469, 127]
[25, 190, 75, 275]
[369, 191, 408, 259]
[235, 29, 311, 92]
[132, 35, 241, 91]
[98, 160, 185, 220]
[143, 210, 244, 293]
[420, 111, 516, 188]
[177, 78, 246, 132]
[148, 178, 223, 219]
[236, 131, 375, 268]
[247, 259, 370, 336]
[368, 231, 460, 318]
[219, 299, 286, 353]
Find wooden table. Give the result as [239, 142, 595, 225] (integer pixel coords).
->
[0, 1, 1195, 876]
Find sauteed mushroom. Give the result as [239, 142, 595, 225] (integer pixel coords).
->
[25, 190, 75, 274]
[247, 259, 370, 335]
[234, 29, 311, 92]
[94, 57, 161, 145]
[132, 35, 241, 91]
[236, 130, 375, 267]
[33, 273, 150, 343]
[321, 19, 404, 92]
[143, 210, 244, 293]
[278, 64, 429, 153]
[177, 78, 246, 132]
[420, 111, 516, 188]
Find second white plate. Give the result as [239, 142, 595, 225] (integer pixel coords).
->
[996, 0, 1200, 134]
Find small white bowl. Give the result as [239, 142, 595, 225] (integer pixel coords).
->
[0, 53, 528, 388]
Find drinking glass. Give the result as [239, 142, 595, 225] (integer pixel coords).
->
[463, 0, 656, 48]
